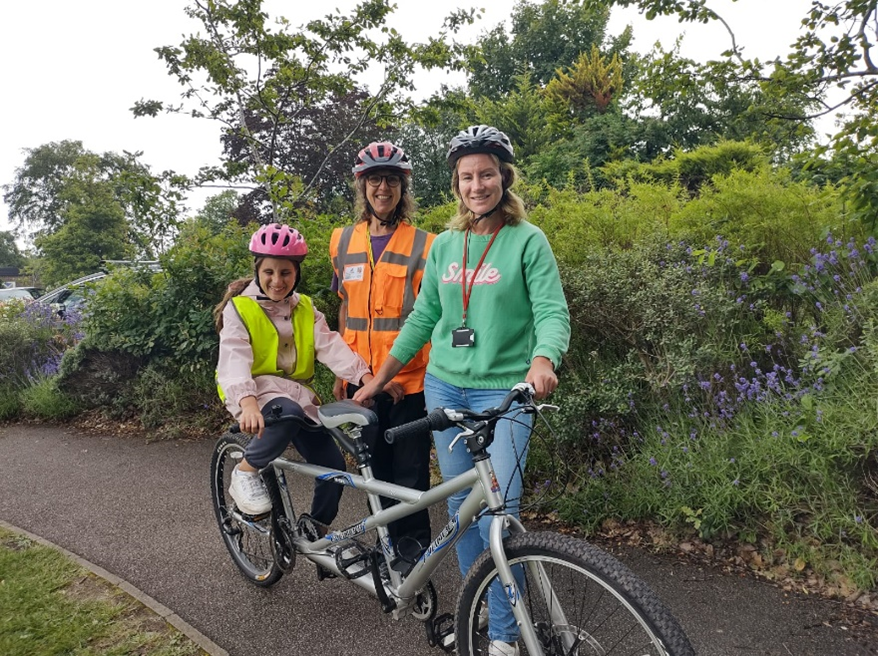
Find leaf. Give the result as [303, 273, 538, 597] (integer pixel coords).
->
[794, 557, 807, 572]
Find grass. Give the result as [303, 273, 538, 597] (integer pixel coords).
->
[0, 527, 207, 656]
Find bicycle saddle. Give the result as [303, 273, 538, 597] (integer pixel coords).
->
[318, 400, 378, 428]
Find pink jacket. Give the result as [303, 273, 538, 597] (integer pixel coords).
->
[217, 281, 371, 422]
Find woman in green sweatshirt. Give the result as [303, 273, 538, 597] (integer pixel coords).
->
[353, 125, 570, 656]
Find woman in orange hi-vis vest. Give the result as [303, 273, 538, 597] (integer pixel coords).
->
[329, 142, 436, 566]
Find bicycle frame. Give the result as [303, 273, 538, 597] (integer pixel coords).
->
[264, 440, 559, 655]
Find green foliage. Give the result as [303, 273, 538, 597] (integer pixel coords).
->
[474, 72, 553, 161]
[3, 141, 183, 266]
[140, 0, 465, 218]
[466, 0, 613, 98]
[0, 385, 21, 421]
[528, 184, 680, 258]
[34, 156, 132, 287]
[0, 231, 24, 268]
[20, 376, 80, 420]
[603, 141, 770, 194]
[0, 527, 205, 656]
[671, 168, 854, 266]
[602, 0, 878, 228]
[130, 364, 224, 437]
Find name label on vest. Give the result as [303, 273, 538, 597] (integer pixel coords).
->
[343, 264, 365, 282]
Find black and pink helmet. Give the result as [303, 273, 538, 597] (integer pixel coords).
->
[352, 142, 413, 178]
[249, 223, 308, 261]
[446, 125, 515, 168]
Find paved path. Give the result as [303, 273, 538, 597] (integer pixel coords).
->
[1, 424, 876, 655]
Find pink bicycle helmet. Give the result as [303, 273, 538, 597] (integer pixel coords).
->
[249, 223, 308, 261]
[352, 142, 413, 178]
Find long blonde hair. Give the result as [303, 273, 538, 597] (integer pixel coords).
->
[447, 155, 526, 231]
[353, 172, 416, 224]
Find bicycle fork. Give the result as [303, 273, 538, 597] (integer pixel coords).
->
[476, 458, 573, 656]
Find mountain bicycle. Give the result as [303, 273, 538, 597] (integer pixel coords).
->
[209, 383, 695, 655]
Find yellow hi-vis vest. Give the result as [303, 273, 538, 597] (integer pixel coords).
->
[217, 294, 316, 403]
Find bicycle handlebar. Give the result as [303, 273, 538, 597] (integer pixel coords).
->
[383, 383, 535, 444]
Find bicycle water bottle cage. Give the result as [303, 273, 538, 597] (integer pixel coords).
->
[318, 400, 378, 429]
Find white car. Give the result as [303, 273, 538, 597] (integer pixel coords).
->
[0, 287, 43, 303]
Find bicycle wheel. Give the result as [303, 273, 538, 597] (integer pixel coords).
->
[455, 532, 695, 656]
[210, 432, 283, 587]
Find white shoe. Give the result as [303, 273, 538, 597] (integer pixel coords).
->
[229, 466, 272, 515]
[487, 641, 520, 656]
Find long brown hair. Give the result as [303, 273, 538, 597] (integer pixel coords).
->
[447, 155, 526, 231]
[213, 277, 251, 333]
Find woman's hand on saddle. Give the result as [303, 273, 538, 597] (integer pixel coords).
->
[238, 396, 265, 437]
[526, 356, 558, 400]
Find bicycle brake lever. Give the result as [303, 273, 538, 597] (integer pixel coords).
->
[448, 428, 474, 452]
[535, 403, 559, 412]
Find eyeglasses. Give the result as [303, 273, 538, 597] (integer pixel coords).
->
[366, 173, 402, 188]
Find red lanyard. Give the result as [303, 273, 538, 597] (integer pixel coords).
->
[461, 224, 502, 325]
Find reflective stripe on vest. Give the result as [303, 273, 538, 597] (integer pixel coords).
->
[332, 223, 430, 333]
[216, 294, 315, 403]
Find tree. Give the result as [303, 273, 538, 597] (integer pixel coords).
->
[33, 155, 133, 286]
[466, 0, 616, 98]
[135, 0, 469, 223]
[221, 88, 384, 219]
[3, 141, 184, 257]
[546, 45, 625, 115]
[0, 232, 24, 269]
[595, 0, 878, 222]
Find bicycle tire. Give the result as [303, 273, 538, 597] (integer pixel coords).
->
[455, 531, 695, 656]
[210, 432, 284, 587]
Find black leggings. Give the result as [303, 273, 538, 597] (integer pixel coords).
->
[243, 397, 345, 526]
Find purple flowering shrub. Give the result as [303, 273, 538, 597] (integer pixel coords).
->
[541, 233, 878, 590]
[0, 300, 82, 390]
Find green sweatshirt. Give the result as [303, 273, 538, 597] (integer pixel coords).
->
[390, 220, 570, 389]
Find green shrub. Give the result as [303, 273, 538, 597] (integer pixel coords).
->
[0, 384, 21, 421]
[20, 377, 80, 420]
[671, 168, 852, 267]
[130, 363, 224, 437]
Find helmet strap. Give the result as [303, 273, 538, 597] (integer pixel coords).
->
[470, 190, 507, 226]
[367, 201, 400, 227]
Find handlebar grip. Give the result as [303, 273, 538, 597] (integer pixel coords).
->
[384, 408, 454, 444]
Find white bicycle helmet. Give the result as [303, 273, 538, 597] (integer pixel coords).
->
[446, 125, 515, 168]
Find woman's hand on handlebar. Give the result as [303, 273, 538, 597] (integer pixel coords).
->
[238, 396, 265, 437]
[526, 356, 558, 400]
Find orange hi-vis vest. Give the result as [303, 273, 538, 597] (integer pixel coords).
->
[330, 221, 435, 394]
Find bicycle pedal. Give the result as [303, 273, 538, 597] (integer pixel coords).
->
[429, 612, 455, 653]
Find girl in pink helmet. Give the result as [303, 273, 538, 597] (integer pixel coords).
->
[214, 223, 374, 531]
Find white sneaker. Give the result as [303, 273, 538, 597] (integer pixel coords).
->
[229, 466, 272, 515]
[487, 641, 520, 656]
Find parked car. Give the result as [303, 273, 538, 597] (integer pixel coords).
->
[38, 263, 162, 317]
[37, 273, 106, 317]
[0, 287, 43, 303]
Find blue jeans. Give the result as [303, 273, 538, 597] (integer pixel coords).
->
[424, 373, 531, 644]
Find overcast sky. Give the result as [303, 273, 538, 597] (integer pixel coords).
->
[0, 0, 814, 238]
